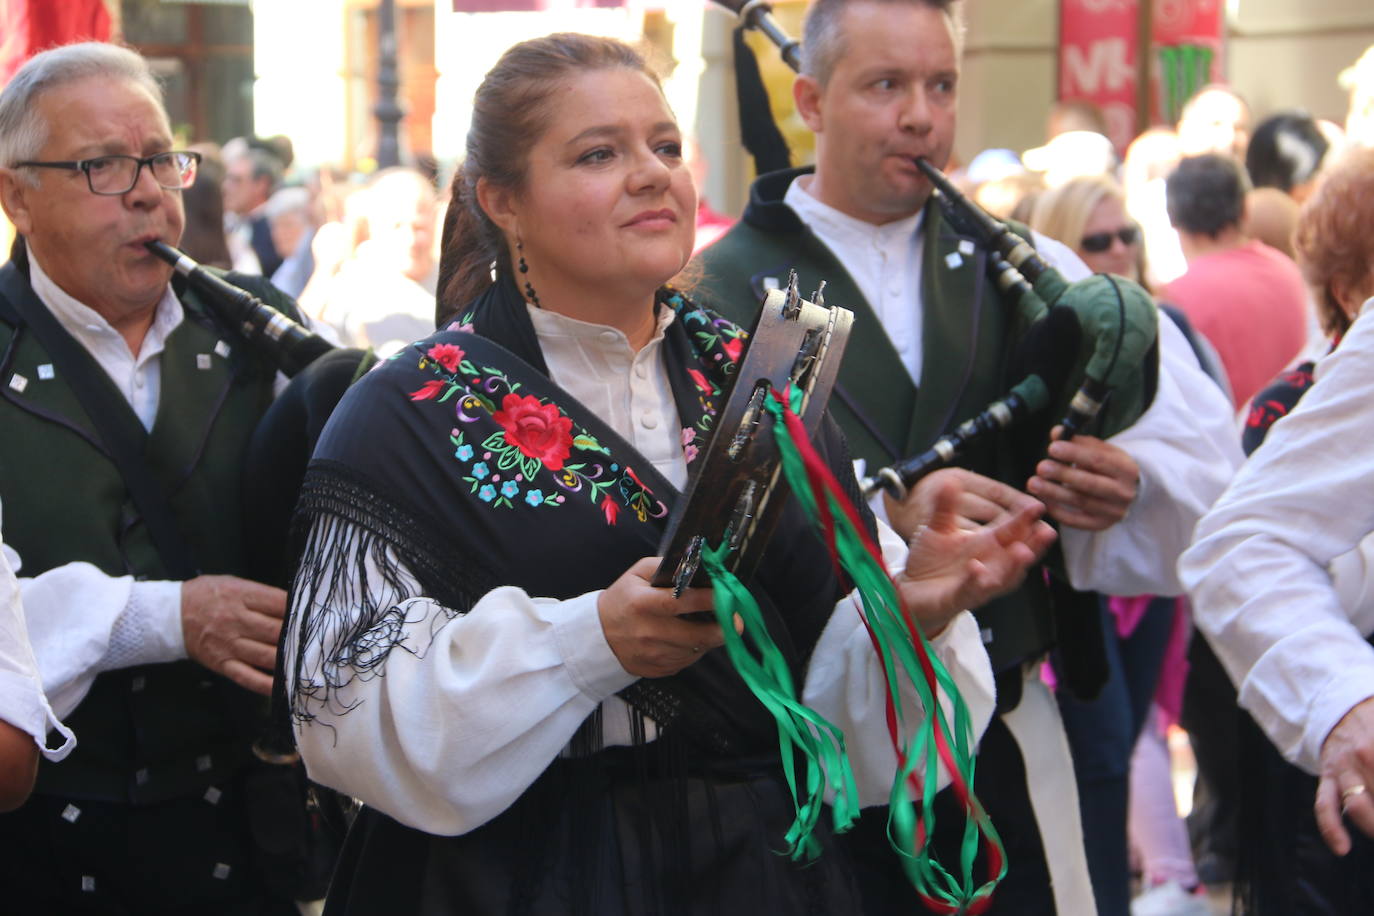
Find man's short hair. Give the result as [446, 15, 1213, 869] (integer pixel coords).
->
[1245, 111, 1328, 193]
[800, 0, 964, 88]
[1166, 153, 1250, 238]
[0, 43, 163, 179]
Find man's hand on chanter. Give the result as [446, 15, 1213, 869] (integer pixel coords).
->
[181, 575, 287, 696]
[895, 468, 1057, 638]
[1027, 428, 1139, 532]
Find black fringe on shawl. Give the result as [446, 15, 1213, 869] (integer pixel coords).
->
[284, 458, 500, 728]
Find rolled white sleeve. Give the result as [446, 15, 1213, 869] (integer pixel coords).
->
[802, 518, 995, 806]
[16, 560, 185, 719]
[1060, 314, 1242, 595]
[0, 539, 75, 761]
[287, 523, 638, 837]
[1181, 300, 1374, 775]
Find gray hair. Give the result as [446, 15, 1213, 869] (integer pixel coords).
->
[264, 186, 315, 225]
[227, 145, 285, 192]
[0, 43, 164, 182]
[801, 0, 965, 88]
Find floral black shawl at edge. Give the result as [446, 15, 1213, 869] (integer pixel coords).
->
[284, 275, 876, 915]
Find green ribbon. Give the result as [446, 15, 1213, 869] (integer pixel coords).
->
[769, 387, 1006, 911]
[701, 541, 860, 859]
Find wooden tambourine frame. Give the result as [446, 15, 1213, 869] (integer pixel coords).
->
[653, 274, 853, 593]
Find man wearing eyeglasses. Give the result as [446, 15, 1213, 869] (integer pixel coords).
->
[694, 1, 1241, 912]
[0, 43, 311, 914]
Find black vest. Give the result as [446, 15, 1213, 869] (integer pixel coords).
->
[0, 261, 294, 803]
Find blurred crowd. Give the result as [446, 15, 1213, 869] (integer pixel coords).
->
[168, 129, 737, 362]
[936, 43, 1374, 916]
[4, 14, 1374, 916]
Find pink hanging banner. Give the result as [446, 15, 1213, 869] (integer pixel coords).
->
[1150, 0, 1226, 125]
[1058, 0, 1226, 147]
[1057, 0, 1141, 152]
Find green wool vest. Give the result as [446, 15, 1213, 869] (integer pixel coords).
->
[0, 263, 296, 803]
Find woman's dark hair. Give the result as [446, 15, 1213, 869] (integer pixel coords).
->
[437, 33, 659, 326]
[180, 154, 232, 270]
[1246, 111, 1328, 193]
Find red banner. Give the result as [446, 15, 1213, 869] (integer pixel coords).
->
[0, 0, 113, 85]
[1058, 0, 1225, 148]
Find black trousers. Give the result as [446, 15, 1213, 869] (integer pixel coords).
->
[0, 783, 301, 916]
[840, 714, 1057, 915]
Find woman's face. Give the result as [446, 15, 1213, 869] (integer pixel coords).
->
[505, 67, 696, 306]
[1077, 194, 1140, 281]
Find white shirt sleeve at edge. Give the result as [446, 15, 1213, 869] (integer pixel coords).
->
[1029, 231, 1244, 597]
[1180, 297, 1374, 775]
[15, 556, 185, 720]
[1060, 315, 1242, 596]
[290, 515, 995, 835]
[0, 542, 75, 760]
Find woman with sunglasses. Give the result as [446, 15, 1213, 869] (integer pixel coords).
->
[1029, 174, 1224, 916]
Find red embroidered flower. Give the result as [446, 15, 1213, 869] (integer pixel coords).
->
[492, 393, 574, 470]
[624, 465, 653, 494]
[600, 493, 619, 525]
[427, 343, 465, 372]
[721, 336, 744, 363]
[409, 380, 445, 401]
[687, 368, 713, 394]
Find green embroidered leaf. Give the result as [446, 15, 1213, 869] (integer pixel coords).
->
[496, 449, 522, 472]
[437, 383, 460, 403]
[481, 430, 508, 451]
[520, 455, 541, 479]
[572, 434, 608, 455]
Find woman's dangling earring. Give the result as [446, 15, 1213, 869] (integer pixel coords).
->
[516, 237, 541, 309]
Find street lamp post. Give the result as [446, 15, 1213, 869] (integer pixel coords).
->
[374, 0, 403, 168]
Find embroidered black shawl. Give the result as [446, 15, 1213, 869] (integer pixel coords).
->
[286, 275, 873, 914]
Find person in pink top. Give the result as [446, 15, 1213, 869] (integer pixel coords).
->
[1164, 153, 1309, 409]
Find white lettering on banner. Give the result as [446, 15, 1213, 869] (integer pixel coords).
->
[1076, 0, 1134, 13]
[1063, 38, 1134, 95]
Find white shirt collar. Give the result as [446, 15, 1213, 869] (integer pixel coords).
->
[783, 174, 925, 249]
[525, 300, 676, 347]
[28, 251, 183, 357]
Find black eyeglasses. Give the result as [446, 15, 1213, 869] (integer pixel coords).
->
[1080, 224, 1140, 253]
[15, 150, 201, 196]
